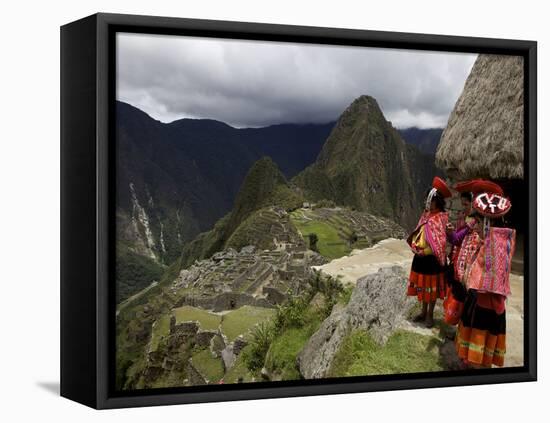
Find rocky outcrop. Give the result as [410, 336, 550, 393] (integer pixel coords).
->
[313, 238, 413, 285]
[221, 336, 248, 371]
[297, 266, 415, 379]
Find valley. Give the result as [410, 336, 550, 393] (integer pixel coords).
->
[115, 93, 463, 390]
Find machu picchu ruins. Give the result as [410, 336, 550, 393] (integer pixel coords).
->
[116, 201, 409, 389]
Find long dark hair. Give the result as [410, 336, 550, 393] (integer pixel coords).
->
[425, 188, 446, 212]
[433, 193, 446, 212]
[460, 192, 473, 202]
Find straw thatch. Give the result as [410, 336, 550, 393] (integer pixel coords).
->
[436, 54, 524, 180]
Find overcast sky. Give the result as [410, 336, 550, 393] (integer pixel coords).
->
[117, 33, 477, 129]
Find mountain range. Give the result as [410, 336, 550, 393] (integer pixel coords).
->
[116, 98, 442, 302]
[116, 101, 334, 265]
[398, 127, 443, 155]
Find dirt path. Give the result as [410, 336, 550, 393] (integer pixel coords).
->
[312, 238, 413, 285]
[116, 280, 158, 317]
[315, 238, 524, 368]
[505, 273, 524, 367]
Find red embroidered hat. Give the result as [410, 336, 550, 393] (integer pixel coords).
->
[472, 192, 512, 218]
[454, 179, 504, 196]
[432, 176, 452, 198]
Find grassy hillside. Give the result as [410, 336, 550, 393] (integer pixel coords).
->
[290, 207, 405, 260]
[180, 157, 303, 269]
[116, 243, 166, 303]
[328, 329, 444, 377]
[291, 211, 350, 259]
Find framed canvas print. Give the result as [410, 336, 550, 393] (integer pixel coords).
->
[60, 13, 537, 409]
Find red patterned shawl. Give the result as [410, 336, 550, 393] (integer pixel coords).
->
[464, 227, 516, 297]
[410, 211, 449, 266]
[455, 231, 481, 282]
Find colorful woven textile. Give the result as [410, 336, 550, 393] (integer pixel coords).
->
[408, 270, 446, 303]
[464, 227, 516, 297]
[456, 321, 506, 367]
[455, 230, 482, 282]
[455, 289, 507, 367]
[407, 254, 446, 303]
[417, 211, 448, 266]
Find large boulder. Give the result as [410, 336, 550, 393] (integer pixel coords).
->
[297, 266, 415, 379]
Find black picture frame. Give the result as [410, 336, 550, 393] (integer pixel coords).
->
[60, 12, 537, 409]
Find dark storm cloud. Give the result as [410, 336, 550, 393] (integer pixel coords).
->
[117, 33, 477, 129]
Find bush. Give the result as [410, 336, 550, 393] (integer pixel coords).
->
[273, 295, 310, 333]
[339, 285, 354, 306]
[241, 272, 346, 374]
[242, 322, 275, 371]
[308, 232, 319, 252]
[243, 294, 312, 373]
[308, 272, 345, 317]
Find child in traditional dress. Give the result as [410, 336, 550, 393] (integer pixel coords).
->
[407, 177, 451, 328]
[454, 180, 515, 367]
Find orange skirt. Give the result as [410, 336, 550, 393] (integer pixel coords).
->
[407, 271, 445, 302]
[455, 321, 506, 367]
[407, 254, 446, 303]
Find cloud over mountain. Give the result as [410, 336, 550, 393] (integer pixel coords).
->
[117, 32, 476, 129]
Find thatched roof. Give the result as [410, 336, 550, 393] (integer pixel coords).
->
[436, 54, 524, 180]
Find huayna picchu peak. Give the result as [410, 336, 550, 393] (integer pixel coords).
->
[293, 95, 441, 230]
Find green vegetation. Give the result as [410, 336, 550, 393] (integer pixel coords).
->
[291, 95, 439, 230]
[241, 322, 275, 371]
[328, 329, 444, 377]
[180, 157, 303, 269]
[115, 256, 186, 390]
[221, 306, 276, 342]
[273, 295, 311, 332]
[173, 306, 221, 331]
[264, 323, 319, 380]
[149, 315, 170, 352]
[290, 206, 401, 259]
[191, 349, 224, 382]
[308, 271, 347, 319]
[307, 232, 319, 252]
[224, 345, 259, 383]
[242, 273, 344, 377]
[290, 210, 350, 259]
[226, 207, 301, 251]
[228, 157, 303, 231]
[291, 165, 335, 204]
[211, 334, 225, 353]
[179, 214, 231, 269]
[339, 284, 354, 307]
[116, 243, 165, 303]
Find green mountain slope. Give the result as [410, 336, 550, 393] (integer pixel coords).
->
[179, 157, 303, 268]
[293, 95, 440, 229]
[116, 102, 331, 302]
